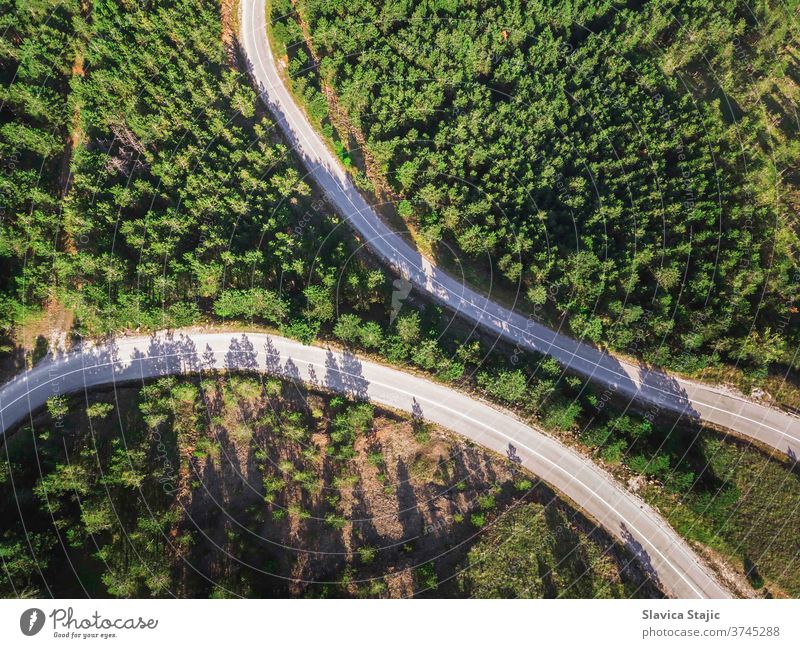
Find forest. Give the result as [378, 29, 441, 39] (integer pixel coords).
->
[1, 0, 800, 600]
[0, 0, 387, 346]
[3, 1, 798, 388]
[0, 376, 654, 598]
[273, 0, 800, 376]
[4, 355, 800, 597]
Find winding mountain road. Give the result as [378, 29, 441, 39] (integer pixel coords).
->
[0, 330, 729, 598]
[239, 0, 799, 459]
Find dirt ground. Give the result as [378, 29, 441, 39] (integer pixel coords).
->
[178, 378, 659, 597]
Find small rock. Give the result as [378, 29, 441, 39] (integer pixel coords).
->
[627, 475, 645, 493]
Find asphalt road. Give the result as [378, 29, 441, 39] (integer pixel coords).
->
[0, 330, 729, 598]
[238, 0, 799, 459]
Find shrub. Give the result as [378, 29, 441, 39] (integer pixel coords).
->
[86, 402, 113, 419]
[213, 288, 287, 323]
[358, 546, 377, 563]
[46, 396, 69, 421]
[415, 563, 438, 591]
[333, 313, 362, 344]
[477, 369, 528, 404]
[359, 321, 383, 349]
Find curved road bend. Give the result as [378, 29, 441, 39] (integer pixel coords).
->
[239, 0, 799, 459]
[0, 331, 728, 598]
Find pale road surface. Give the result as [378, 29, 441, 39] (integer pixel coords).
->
[0, 330, 729, 598]
[239, 0, 800, 459]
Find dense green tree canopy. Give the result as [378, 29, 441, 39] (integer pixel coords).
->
[0, 0, 389, 342]
[276, 0, 800, 373]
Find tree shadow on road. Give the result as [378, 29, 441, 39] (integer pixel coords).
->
[620, 522, 664, 594]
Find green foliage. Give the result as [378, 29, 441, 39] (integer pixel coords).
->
[282, 0, 800, 372]
[46, 395, 69, 420]
[514, 478, 533, 492]
[325, 513, 346, 529]
[660, 437, 800, 595]
[415, 563, 438, 591]
[282, 319, 320, 344]
[477, 493, 496, 511]
[541, 400, 582, 431]
[329, 402, 374, 460]
[333, 313, 363, 344]
[0, 0, 390, 340]
[394, 311, 421, 345]
[458, 503, 635, 598]
[412, 421, 431, 445]
[0, 0, 79, 313]
[213, 289, 287, 324]
[86, 402, 114, 419]
[470, 512, 486, 528]
[411, 339, 441, 370]
[358, 321, 383, 349]
[1, 378, 190, 597]
[303, 283, 336, 322]
[477, 370, 528, 404]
